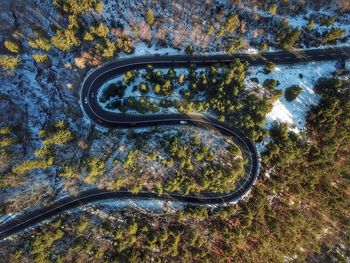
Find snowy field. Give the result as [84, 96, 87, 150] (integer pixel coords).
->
[246, 60, 337, 133]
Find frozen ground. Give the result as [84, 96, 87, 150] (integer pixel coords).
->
[246, 60, 337, 133]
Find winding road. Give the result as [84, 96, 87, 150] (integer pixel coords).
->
[1, 46, 349, 240]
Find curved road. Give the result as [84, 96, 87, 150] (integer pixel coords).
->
[1, 47, 349, 240]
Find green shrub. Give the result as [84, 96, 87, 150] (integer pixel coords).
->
[52, 0, 102, 15]
[123, 150, 139, 168]
[4, 40, 21, 53]
[28, 37, 51, 51]
[85, 157, 105, 183]
[259, 42, 268, 53]
[226, 37, 243, 54]
[185, 44, 194, 55]
[322, 28, 346, 43]
[306, 19, 314, 30]
[267, 4, 277, 15]
[32, 54, 49, 63]
[0, 55, 21, 70]
[145, 9, 155, 26]
[285, 85, 303, 101]
[139, 83, 149, 93]
[12, 158, 54, 174]
[42, 128, 73, 145]
[95, 38, 116, 58]
[275, 20, 301, 49]
[320, 16, 336, 27]
[264, 61, 276, 74]
[88, 23, 109, 38]
[263, 78, 278, 90]
[51, 29, 80, 51]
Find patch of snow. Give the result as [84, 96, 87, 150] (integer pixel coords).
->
[247, 60, 337, 132]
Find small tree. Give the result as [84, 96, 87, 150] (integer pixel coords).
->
[139, 83, 149, 93]
[95, 1, 104, 14]
[98, 39, 116, 58]
[306, 19, 314, 30]
[259, 42, 268, 53]
[146, 9, 155, 26]
[267, 4, 277, 15]
[51, 29, 80, 51]
[320, 16, 336, 27]
[264, 61, 276, 74]
[0, 55, 21, 70]
[226, 37, 243, 54]
[32, 54, 49, 63]
[4, 40, 21, 53]
[263, 79, 278, 90]
[285, 85, 303, 101]
[185, 44, 194, 55]
[28, 38, 51, 51]
[322, 28, 346, 43]
[90, 23, 109, 38]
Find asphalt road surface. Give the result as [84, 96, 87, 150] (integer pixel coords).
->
[1, 46, 349, 240]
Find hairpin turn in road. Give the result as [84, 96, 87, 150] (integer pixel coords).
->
[1, 46, 350, 240]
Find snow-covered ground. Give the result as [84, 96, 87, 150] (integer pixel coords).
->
[246, 60, 337, 133]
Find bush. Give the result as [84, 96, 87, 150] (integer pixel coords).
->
[267, 4, 277, 15]
[95, 38, 116, 58]
[85, 157, 105, 183]
[285, 85, 303, 101]
[123, 150, 139, 169]
[263, 79, 278, 90]
[4, 40, 21, 53]
[124, 97, 159, 113]
[185, 44, 194, 55]
[224, 13, 240, 33]
[226, 37, 243, 54]
[275, 20, 301, 49]
[28, 38, 51, 51]
[12, 158, 54, 174]
[139, 83, 149, 93]
[0, 55, 21, 70]
[264, 61, 276, 74]
[276, 28, 301, 49]
[259, 42, 268, 53]
[51, 29, 80, 51]
[88, 23, 109, 38]
[32, 54, 49, 63]
[123, 71, 136, 84]
[145, 9, 155, 26]
[320, 16, 336, 27]
[117, 37, 133, 53]
[322, 28, 346, 43]
[101, 83, 126, 101]
[306, 19, 314, 30]
[93, 23, 109, 37]
[52, 0, 102, 15]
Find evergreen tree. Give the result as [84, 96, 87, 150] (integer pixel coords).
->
[51, 29, 80, 51]
[322, 28, 346, 43]
[285, 85, 303, 101]
[3, 40, 21, 53]
[28, 37, 52, 51]
[0, 55, 21, 70]
[146, 9, 155, 26]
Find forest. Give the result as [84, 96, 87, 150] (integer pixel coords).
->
[0, 0, 349, 262]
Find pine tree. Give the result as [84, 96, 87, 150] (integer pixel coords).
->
[322, 28, 346, 43]
[4, 40, 21, 53]
[32, 54, 49, 63]
[28, 37, 52, 51]
[0, 55, 21, 70]
[146, 9, 155, 26]
[51, 29, 80, 51]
